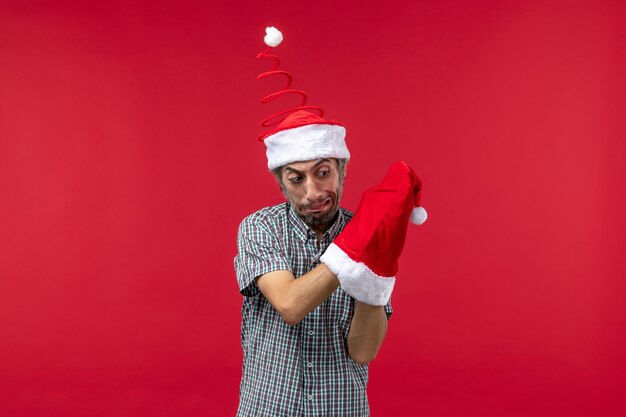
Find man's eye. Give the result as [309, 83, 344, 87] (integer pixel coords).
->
[288, 176, 303, 184]
[318, 170, 330, 177]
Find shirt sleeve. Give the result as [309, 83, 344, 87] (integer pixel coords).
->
[234, 216, 291, 297]
[384, 297, 393, 320]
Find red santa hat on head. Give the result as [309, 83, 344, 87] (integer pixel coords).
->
[257, 27, 350, 170]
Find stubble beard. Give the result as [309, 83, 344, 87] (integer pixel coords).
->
[296, 198, 340, 229]
[290, 181, 344, 230]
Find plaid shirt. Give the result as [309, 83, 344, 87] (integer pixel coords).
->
[234, 202, 392, 417]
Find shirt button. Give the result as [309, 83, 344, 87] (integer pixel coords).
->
[308, 394, 313, 400]
[307, 362, 313, 368]
[309, 330, 314, 336]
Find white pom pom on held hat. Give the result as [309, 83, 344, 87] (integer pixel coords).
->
[410, 206, 428, 225]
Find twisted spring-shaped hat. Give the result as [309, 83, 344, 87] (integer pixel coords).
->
[256, 27, 326, 140]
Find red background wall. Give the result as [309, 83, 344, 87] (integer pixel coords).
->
[1, 1, 625, 416]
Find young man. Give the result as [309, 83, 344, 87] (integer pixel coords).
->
[235, 153, 391, 416]
[234, 28, 426, 416]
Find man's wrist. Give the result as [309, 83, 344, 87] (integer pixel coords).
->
[355, 301, 384, 311]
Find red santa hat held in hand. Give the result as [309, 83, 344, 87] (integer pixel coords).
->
[257, 27, 350, 169]
[321, 161, 427, 306]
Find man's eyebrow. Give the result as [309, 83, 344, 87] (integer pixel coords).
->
[284, 159, 332, 175]
[283, 166, 303, 175]
[312, 158, 331, 168]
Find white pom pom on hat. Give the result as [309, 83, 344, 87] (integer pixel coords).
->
[410, 206, 428, 225]
[264, 27, 283, 47]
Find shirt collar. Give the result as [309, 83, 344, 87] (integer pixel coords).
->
[325, 209, 346, 241]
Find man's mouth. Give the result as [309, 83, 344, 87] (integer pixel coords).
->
[305, 198, 331, 213]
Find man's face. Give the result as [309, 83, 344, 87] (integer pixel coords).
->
[280, 158, 344, 231]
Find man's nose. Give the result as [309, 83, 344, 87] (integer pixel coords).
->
[304, 178, 322, 201]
